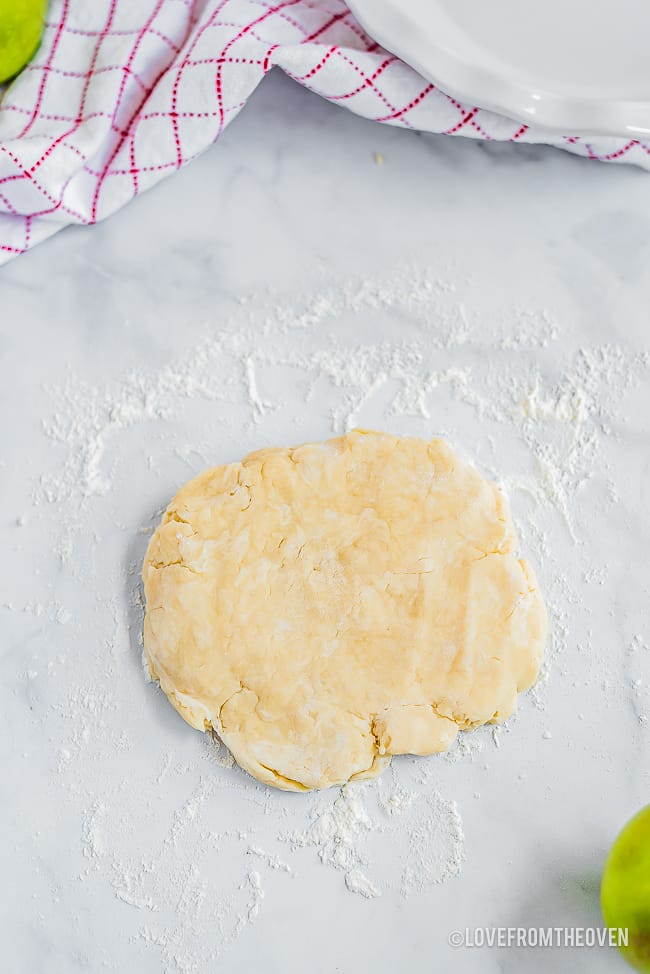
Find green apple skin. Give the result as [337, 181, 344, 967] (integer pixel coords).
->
[602, 804, 650, 972]
[0, 0, 48, 85]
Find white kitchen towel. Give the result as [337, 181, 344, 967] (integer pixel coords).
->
[1, 0, 648, 264]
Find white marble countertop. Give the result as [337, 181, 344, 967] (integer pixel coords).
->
[2, 70, 649, 973]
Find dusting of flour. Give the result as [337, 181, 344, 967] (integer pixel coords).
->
[20, 263, 649, 971]
[284, 783, 464, 899]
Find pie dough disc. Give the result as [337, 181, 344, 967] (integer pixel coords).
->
[143, 430, 546, 791]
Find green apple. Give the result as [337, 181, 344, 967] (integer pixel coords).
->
[0, 0, 47, 85]
[602, 804, 650, 971]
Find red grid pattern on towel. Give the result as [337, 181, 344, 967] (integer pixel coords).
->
[1, 0, 648, 262]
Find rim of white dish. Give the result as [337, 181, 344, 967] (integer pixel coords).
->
[347, 0, 650, 139]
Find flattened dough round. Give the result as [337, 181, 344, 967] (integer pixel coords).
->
[143, 430, 546, 791]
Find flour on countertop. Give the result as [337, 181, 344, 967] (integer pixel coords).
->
[20, 263, 649, 971]
[246, 846, 293, 874]
[400, 792, 465, 896]
[284, 785, 380, 898]
[38, 270, 647, 556]
[237, 871, 265, 929]
[81, 801, 107, 862]
[284, 783, 464, 899]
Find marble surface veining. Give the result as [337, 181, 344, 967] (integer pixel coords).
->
[1, 71, 649, 973]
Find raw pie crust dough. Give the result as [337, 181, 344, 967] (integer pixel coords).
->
[143, 430, 546, 791]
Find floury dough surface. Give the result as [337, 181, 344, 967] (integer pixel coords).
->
[143, 430, 547, 791]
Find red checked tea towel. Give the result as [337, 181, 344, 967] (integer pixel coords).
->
[1, 0, 648, 263]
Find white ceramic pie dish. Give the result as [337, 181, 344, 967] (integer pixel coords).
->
[347, 0, 650, 137]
